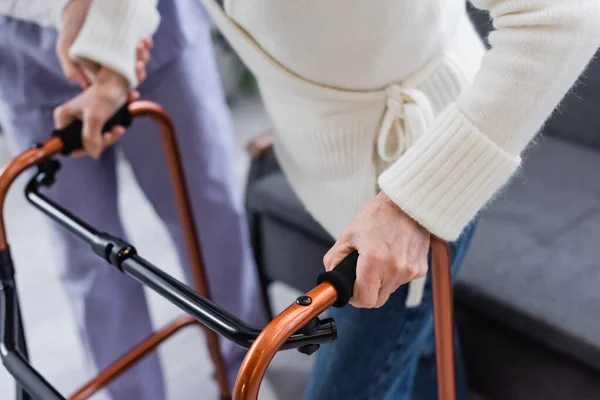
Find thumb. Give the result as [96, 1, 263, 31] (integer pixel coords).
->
[82, 110, 104, 159]
[58, 53, 91, 89]
[323, 234, 355, 272]
[53, 96, 81, 130]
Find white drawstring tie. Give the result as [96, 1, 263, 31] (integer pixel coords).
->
[377, 84, 435, 308]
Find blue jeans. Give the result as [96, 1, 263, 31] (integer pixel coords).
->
[304, 220, 478, 400]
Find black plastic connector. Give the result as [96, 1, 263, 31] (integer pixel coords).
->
[35, 159, 61, 188]
[91, 233, 137, 270]
[297, 344, 320, 356]
[295, 317, 333, 356]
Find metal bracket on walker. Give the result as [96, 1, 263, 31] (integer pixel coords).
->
[27, 159, 337, 353]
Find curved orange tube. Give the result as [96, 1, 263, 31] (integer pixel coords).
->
[0, 137, 63, 250]
[233, 283, 338, 399]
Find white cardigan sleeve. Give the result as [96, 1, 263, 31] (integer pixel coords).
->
[378, 0, 600, 240]
[68, 0, 160, 88]
[0, 0, 160, 88]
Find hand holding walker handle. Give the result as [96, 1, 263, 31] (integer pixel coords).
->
[51, 105, 132, 155]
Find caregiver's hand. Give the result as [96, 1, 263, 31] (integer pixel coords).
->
[324, 192, 430, 308]
[53, 68, 137, 159]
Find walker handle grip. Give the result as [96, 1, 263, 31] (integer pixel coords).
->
[316, 251, 359, 307]
[52, 105, 133, 155]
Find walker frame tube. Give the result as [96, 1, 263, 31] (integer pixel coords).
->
[24, 171, 336, 351]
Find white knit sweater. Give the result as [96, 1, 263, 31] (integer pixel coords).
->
[205, 0, 600, 243]
[3, 0, 600, 241]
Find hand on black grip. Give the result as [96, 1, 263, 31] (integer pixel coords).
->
[316, 250, 359, 307]
[51, 105, 133, 155]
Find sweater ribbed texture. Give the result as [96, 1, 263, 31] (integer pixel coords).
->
[378, 104, 521, 240]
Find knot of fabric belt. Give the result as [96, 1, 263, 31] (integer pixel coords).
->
[377, 84, 435, 163]
[377, 84, 434, 308]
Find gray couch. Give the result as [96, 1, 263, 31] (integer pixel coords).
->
[245, 7, 600, 400]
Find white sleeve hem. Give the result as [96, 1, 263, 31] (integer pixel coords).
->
[378, 104, 521, 241]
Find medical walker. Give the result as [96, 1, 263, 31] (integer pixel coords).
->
[0, 101, 458, 400]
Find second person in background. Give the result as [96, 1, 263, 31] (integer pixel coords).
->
[0, 0, 267, 399]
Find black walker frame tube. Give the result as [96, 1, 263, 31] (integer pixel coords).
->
[24, 165, 335, 350]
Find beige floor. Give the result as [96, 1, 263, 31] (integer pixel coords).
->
[0, 95, 314, 400]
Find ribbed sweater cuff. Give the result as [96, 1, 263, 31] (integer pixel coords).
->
[378, 104, 521, 241]
[68, 0, 160, 88]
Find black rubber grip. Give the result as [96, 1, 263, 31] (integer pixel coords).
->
[52, 105, 132, 155]
[316, 250, 359, 307]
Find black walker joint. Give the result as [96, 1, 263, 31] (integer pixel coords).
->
[35, 158, 61, 188]
[296, 317, 322, 356]
[297, 344, 320, 356]
[91, 233, 137, 270]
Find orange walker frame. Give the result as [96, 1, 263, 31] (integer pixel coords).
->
[0, 102, 457, 400]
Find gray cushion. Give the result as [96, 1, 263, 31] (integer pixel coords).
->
[456, 138, 600, 372]
[247, 173, 333, 244]
[544, 60, 600, 150]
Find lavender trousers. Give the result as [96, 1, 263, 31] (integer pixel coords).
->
[0, 13, 265, 400]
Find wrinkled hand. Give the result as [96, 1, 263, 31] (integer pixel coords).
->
[56, 0, 152, 88]
[324, 192, 431, 308]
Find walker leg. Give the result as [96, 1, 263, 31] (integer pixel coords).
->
[131, 103, 231, 398]
[431, 238, 456, 400]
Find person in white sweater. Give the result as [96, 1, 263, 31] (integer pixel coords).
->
[4, 0, 600, 399]
[0, 1, 267, 399]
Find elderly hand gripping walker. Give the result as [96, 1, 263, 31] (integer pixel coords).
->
[0, 101, 457, 400]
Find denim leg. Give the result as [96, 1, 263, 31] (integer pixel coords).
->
[410, 328, 470, 400]
[304, 221, 478, 400]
